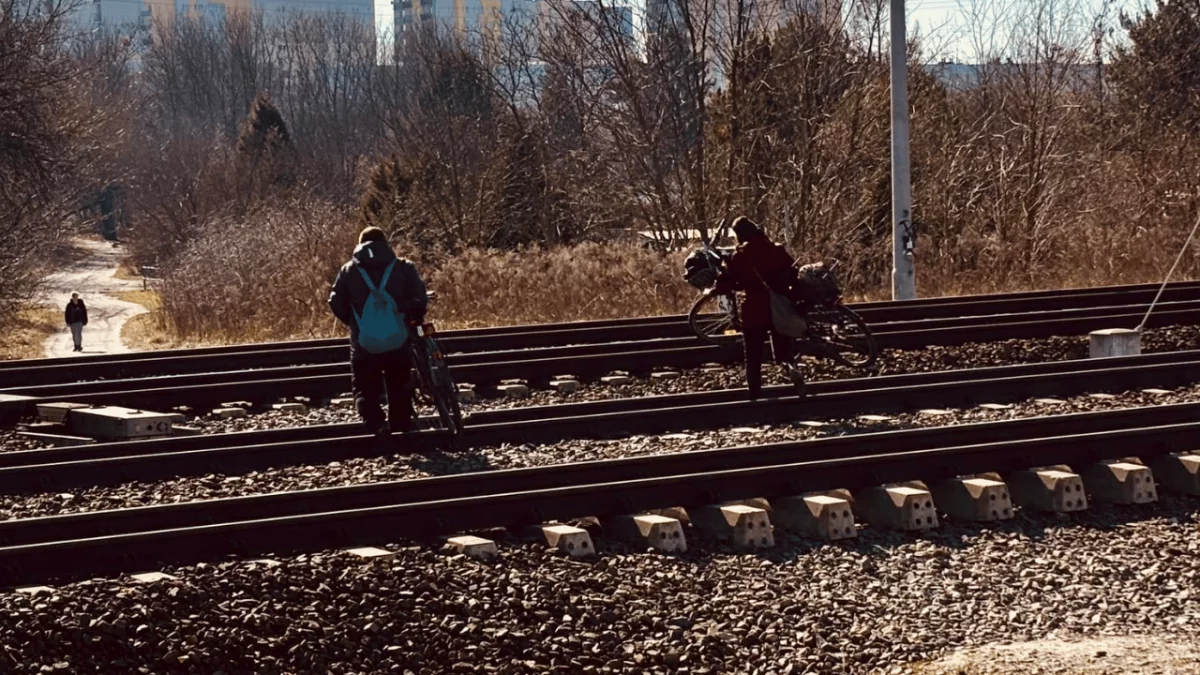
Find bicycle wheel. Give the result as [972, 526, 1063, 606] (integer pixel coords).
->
[425, 336, 464, 435]
[808, 305, 878, 370]
[431, 363, 464, 434]
[688, 292, 742, 346]
[407, 342, 438, 429]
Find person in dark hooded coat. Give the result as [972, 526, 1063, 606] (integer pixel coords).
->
[64, 293, 88, 352]
[329, 227, 428, 435]
[710, 217, 806, 400]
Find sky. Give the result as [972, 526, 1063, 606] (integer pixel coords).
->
[903, 0, 1153, 61]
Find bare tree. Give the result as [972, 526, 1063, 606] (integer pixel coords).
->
[0, 0, 113, 322]
[540, 0, 718, 243]
[370, 26, 496, 249]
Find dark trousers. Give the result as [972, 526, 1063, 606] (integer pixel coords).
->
[351, 348, 415, 432]
[744, 326, 796, 399]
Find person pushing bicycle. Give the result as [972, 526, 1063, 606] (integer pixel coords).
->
[328, 227, 428, 436]
[709, 217, 807, 400]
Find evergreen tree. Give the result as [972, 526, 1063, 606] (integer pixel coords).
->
[237, 92, 292, 157]
[1110, 0, 1200, 131]
[360, 154, 414, 233]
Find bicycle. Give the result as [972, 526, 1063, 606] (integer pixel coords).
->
[685, 234, 880, 372]
[408, 292, 465, 438]
[684, 228, 742, 347]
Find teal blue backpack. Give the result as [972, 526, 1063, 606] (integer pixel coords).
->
[353, 261, 409, 354]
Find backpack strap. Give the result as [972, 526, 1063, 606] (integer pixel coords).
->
[747, 245, 795, 294]
[749, 263, 776, 294]
[378, 260, 396, 290]
[355, 260, 396, 294]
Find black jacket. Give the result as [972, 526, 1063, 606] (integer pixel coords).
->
[65, 300, 88, 326]
[329, 240, 428, 360]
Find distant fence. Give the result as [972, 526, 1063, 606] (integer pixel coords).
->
[140, 266, 162, 291]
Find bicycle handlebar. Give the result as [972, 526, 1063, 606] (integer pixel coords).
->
[701, 218, 733, 248]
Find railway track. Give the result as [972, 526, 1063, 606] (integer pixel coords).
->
[2, 280, 1200, 391]
[0, 401, 1196, 586]
[5, 299, 1200, 414]
[5, 281, 1200, 675]
[4, 348, 1200, 492]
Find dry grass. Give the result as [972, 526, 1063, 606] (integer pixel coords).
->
[0, 307, 60, 360]
[112, 289, 160, 309]
[122, 313, 185, 351]
[430, 244, 694, 328]
[153, 200, 355, 345]
[114, 289, 197, 352]
[141, 209, 1200, 349]
[112, 259, 143, 283]
[152, 204, 699, 346]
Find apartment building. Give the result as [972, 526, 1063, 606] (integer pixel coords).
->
[76, 0, 372, 28]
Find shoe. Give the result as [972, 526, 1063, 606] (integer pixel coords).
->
[786, 364, 807, 397]
[368, 421, 391, 437]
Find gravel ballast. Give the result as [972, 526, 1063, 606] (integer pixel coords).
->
[1, 500, 1197, 674]
[0, 430, 54, 454]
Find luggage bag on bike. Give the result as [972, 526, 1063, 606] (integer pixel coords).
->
[794, 262, 841, 306]
[683, 248, 723, 289]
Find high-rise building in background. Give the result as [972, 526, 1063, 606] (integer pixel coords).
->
[74, 0, 830, 79]
[642, 0, 833, 88]
[75, 0, 373, 29]
[391, 0, 544, 48]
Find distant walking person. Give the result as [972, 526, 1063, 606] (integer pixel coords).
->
[64, 293, 88, 353]
[329, 227, 429, 436]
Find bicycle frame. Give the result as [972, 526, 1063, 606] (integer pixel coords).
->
[409, 323, 445, 397]
[698, 220, 735, 274]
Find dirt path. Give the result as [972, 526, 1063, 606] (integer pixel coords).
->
[912, 636, 1200, 674]
[41, 239, 147, 358]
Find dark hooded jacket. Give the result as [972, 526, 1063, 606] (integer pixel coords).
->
[329, 240, 428, 360]
[711, 235, 797, 332]
[65, 299, 88, 326]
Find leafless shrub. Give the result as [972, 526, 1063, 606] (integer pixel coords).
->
[157, 198, 355, 341]
[158, 197, 691, 341]
[430, 243, 694, 327]
[0, 0, 118, 323]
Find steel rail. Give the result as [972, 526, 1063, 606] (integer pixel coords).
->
[2, 400, 1197, 548]
[0, 406, 1196, 585]
[5, 301, 1200, 413]
[3, 349, 1200, 493]
[4, 281, 1200, 388]
[5, 346, 1199, 467]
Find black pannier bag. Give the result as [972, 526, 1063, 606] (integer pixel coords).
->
[794, 262, 841, 305]
[683, 248, 723, 289]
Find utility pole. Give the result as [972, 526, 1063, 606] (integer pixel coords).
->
[890, 0, 915, 300]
